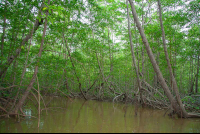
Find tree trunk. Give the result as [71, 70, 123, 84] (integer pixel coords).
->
[195, 54, 199, 93]
[126, 0, 143, 103]
[108, 28, 113, 79]
[13, 6, 48, 114]
[1, 0, 7, 68]
[189, 58, 194, 92]
[9, 40, 32, 113]
[157, 0, 188, 117]
[62, 33, 87, 100]
[0, 2, 44, 78]
[179, 65, 183, 92]
[128, 0, 185, 117]
[141, 0, 145, 78]
[190, 74, 196, 94]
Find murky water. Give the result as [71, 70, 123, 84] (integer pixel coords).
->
[0, 97, 200, 133]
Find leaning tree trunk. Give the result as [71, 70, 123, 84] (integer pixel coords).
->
[0, 2, 44, 78]
[13, 6, 48, 114]
[157, 0, 188, 117]
[128, 0, 200, 118]
[126, 0, 143, 103]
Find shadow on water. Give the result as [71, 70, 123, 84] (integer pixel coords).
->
[0, 97, 200, 133]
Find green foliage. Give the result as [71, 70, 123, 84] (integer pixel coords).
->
[0, 0, 199, 110]
[182, 96, 195, 104]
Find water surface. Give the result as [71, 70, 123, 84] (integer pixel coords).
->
[0, 97, 200, 133]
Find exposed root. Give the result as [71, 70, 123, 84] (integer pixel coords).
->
[187, 113, 200, 118]
[113, 94, 124, 103]
[0, 113, 37, 119]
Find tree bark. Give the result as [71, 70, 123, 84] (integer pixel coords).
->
[195, 54, 199, 93]
[9, 40, 32, 113]
[128, 0, 184, 117]
[126, 0, 143, 103]
[157, 0, 188, 117]
[62, 33, 87, 100]
[0, 2, 44, 78]
[189, 73, 196, 94]
[13, 4, 48, 114]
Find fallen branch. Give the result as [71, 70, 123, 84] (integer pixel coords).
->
[0, 113, 37, 119]
[141, 80, 165, 98]
[32, 87, 48, 115]
[41, 107, 67, 111]
[0, 85, 18, 90]
[0, 106, 8, 113]
[56, 88, 73, 102]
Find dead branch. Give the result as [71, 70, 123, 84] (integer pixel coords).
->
[0, 106, 8, 113]
[0, 85, 18, 90]
[56, 88, 73, 102]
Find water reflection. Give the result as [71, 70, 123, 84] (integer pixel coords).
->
[0, 98, 200, 133]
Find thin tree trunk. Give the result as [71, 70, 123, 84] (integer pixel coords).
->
[108, 28, 113, 77]
[36, 75, 40, 128]
[62, 33, 87, 100]
[189, 58, 193, 92]
[179, 65, 183, 92]
[1, 0, 7, 68]
[126, 0, 143, 103]
[154, 51, 160, 87]
[0, 2, 44, 78]
[173, 35, 176, 78]
[134, 21, 140, 75]
[13, 5, 48, 114]
[9, 40, 32, 113]
[195, 54, 199, 93]
[141, 0, 145, 77]
[64, 69, 70, 90]
[190, 74, 196, 94]
[157, 0, 188, 117]
[128, 0, 188, 118]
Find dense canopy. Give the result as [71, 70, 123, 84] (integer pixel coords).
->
[0, 0, 199, 118]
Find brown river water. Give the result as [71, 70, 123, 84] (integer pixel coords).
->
[0, 97, 200, 133]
